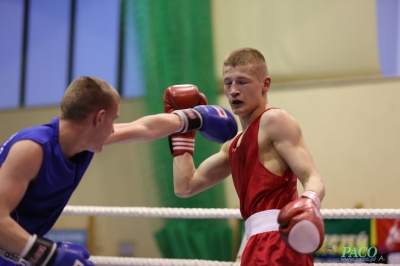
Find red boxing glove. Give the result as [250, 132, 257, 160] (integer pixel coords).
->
[277, 190, 325, 255]
[164, 84, 207, 156]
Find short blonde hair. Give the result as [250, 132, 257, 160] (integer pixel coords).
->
[60, 76, 120, 122]
[223, 47, 268, 78]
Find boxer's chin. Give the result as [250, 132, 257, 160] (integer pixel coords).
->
[91, 145, 103, 153]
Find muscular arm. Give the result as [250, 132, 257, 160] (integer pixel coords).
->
[105, 113, 182, 145]
[0, 140, 43, 254]
[262, 110, 325, 201]
[173, 142, 232, 198]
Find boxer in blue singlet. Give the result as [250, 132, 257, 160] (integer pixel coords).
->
[0, 76, 236, 266]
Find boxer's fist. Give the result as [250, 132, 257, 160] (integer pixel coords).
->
[277, 191, 324, 255]
[194, 105, 237, 143]
[52, 242, 94, 266]
[173, 106, 237, 143]
[164, 85, 207, 156]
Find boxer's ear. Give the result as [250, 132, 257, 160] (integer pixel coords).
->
[94, 109, 106, 127]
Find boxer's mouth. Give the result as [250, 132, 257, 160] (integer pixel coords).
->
[231, 100, 243, 106]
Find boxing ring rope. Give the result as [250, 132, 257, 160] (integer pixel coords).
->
[63, 206, 400, 219]
[62, 206, 400, 266]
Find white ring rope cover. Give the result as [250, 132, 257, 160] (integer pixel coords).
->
[63, 206, 400, 219]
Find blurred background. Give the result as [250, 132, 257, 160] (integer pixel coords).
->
[1, 0, 400, 263]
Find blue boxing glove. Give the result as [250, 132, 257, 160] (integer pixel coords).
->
[194, 105, 238, 143]
[172, 105, 237, 143]
[20, 234, 94, 266]
[52, 243, 94, 266]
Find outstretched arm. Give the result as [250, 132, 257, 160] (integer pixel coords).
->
[105, 113, 182, 145]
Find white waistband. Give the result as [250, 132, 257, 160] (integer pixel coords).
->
[245, 209, 280, 240]
[0, 248, 29, 266]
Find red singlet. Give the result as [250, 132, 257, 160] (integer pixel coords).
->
[229, 109, 313, 265]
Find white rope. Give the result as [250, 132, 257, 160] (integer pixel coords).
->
[63, 206, 400, 219]
[322, 208, 400, 219]
[90, 256, 400, 266]
[63, 206, 241, 219]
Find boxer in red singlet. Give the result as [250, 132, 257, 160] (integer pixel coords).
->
[169, 47, 326, 265]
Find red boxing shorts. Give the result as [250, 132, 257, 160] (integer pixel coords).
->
[241, 210, 314, 266]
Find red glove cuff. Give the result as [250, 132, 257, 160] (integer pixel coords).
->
[169, 134, 195, 156]
[301, 190, 321, 209]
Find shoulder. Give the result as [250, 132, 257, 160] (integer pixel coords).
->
[1, 140, 44, 183]
[5, 140, 43, 168]
[11, 139, 43, 154]
[259, 108, 302, 140]
[4, 124, 57, 149]
[0, 126, 49, 161]
[260, 108, 297, 126]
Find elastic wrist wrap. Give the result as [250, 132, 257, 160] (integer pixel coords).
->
[21, 234, 57, 266]
[301, 190, 321, 209]
[172, 109, 202, 133]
